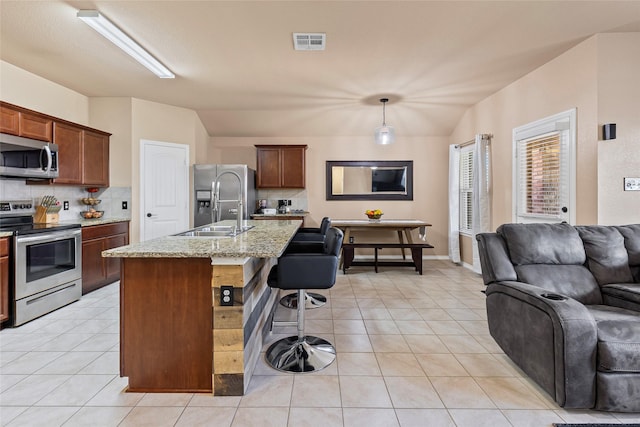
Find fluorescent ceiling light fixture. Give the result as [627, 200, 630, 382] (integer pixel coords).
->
[77, 10, 174, 78]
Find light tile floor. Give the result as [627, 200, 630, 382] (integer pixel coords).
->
[2, 261, 640, 426]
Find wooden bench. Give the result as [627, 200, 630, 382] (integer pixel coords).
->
[341, 242, 434, 275]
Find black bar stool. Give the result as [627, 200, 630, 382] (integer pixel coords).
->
[265, 227, 343, 372]
[280, 217, 331, 309]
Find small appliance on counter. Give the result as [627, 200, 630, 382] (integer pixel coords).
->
[256, 199, 268, 213]
[277, 199, 292, 213]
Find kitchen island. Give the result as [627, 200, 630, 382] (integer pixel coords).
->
[102, 219, 301, 396]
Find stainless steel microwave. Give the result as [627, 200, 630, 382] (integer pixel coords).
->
[0, 133, 59, 179]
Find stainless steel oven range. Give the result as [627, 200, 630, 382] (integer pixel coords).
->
[0, 200, 82, 326]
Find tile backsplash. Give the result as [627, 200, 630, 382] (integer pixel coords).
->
[1, 179, 131, 221]
[256, 188, 308, 212]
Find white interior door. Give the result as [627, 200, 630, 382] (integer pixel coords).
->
[140, 139, 189, 241]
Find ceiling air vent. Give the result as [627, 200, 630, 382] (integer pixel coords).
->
[293, 33, 326, 51]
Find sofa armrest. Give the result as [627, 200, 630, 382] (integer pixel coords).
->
[601, 283, 640, 312]
[476, 233, 517, 285]
[486, 281, 597, 408]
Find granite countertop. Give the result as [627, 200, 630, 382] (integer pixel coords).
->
[102, 219, 301, 259]
[250, 211, 308, 218]
[63, 217, 131, 227]
[0, 231, 12, 238]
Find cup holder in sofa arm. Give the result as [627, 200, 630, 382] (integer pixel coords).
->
[541, 293, 568, 301]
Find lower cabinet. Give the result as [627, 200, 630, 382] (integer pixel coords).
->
[82, 221, 129, 295]
[0, 237, 10, 323]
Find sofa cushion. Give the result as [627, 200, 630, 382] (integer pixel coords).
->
[577, 226, 633, 285]
[515, 264, 602, 305]
[498, 223, 586, 265]
[587, 305, 640, 373]
[615, 225, 640, 266]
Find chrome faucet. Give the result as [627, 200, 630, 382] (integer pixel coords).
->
[212, 170, 243, 233]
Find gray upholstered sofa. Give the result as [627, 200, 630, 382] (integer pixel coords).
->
[476, 223, 640, 412]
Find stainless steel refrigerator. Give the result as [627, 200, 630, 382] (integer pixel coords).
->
[193, 164, 256, 228]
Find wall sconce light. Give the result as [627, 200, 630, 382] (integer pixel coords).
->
[603, 123, 616, 140]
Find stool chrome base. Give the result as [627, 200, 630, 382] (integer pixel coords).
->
[265, 335, 336, 373]
[279, 292, 326, 309]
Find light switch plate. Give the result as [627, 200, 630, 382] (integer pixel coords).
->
[624, 177, 640, 191]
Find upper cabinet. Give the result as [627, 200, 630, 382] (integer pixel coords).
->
[53, 123, 110, 187]
[1, 102, 110, 187]
[82, 130, 109, 186]
[1, 105, 52, 142]
[255, 145, 307, 188]
[53, 122, 83, 184]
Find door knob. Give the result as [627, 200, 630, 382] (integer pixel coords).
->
[147, 213, 153, 217]
[561, 207, 568, 213]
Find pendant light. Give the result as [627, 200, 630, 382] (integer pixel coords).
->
[374, 98, 395, 145]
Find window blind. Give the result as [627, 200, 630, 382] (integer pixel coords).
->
[517, 132, 566, 218]
[459, 148, 474, 231]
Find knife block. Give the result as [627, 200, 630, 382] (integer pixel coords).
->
[34, 206, 59, 224]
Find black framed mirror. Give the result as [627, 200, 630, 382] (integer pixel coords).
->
[326, 160, 413, 200]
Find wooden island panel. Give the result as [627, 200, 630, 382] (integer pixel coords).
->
[120, 256, 278, 395]
[120, 258, 213, 392]
[211, 257, 277, 395]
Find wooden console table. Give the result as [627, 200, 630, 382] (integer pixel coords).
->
[332, 219, 433, 272]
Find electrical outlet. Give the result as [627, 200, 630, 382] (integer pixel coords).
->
[122, 201, 128, 209]
[220, 286, 234, 306]
[63, 201, 69, 210]
[624, 177, 640, 191]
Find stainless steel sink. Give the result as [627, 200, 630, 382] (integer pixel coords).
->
[174, 225, 253, 237]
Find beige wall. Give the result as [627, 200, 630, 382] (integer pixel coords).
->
[89, 98, 133, 187]
[450, 36, 602, 264]
[596, 33, 640, 225]
[211, 136, 450, 256]
[0, 60, 89, 125]
[129, 98, 209, 242]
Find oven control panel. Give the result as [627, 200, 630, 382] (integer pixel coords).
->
[0, 200, 34, 215]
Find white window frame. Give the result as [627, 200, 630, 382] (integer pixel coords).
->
[459, 144, 474, 235]
[512, 108, 576, 224]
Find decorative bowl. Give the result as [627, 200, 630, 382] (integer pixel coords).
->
[81, 210, 104, 219]
[365, 209, 383, 220]
[81, 198, 101, 205]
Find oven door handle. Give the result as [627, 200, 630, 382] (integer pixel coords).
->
[16, 229, 81, 244]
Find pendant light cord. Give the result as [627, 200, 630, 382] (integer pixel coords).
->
[380, 98, 389, 126]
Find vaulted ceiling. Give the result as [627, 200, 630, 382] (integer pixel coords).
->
[1, 1, 639, 138]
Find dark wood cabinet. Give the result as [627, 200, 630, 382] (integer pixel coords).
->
[54, 123, 110, 187]
[20, 112, 52, 142]
[53, 122, 83, 184]
[0, 104, 52, 142]
[255, 145, 307, 188]
[82, 222, 129, 294]
[0, 238, 10, 324]
[0, 106, 20, 135]
[82, 130, 109, 186]
[1, 102, 110, 187]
